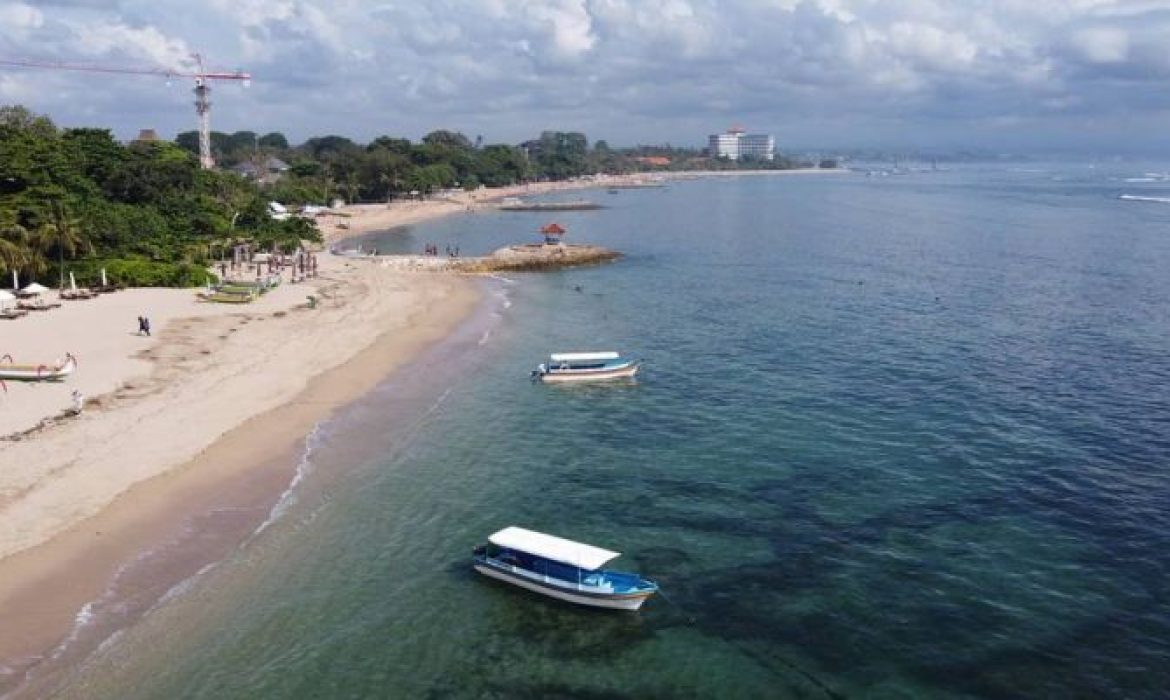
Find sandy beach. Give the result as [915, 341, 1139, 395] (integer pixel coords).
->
[0, 193, 490, 691]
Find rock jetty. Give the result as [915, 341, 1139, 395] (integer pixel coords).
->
[459, 244, 619, 272]
[355, 243, 620, 273]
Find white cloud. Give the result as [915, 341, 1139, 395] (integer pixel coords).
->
[1068, 26, 1130, 63]
[70, 21, 192, 68]
[1, 0, 1168, 152]
[0, 2, 43, 29]
[524, 0, 596, 60]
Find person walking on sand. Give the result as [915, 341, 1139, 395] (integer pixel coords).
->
[138, 315, 151, 337]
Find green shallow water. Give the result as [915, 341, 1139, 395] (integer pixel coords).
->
[34, 165, 1170, 698]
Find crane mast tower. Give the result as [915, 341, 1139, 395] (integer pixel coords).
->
[0, 53, 250, 169]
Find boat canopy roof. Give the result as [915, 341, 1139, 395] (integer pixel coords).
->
[549, 351, 620, 362]
[488, 526, 620, 571]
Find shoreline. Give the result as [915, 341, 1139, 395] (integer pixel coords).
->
[0, 167, 843, 692]
[314, 168, 850, 249]
[0, 197, 484, 694]
[0, 273, 481, 696]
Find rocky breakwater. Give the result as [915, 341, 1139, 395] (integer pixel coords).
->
[456, 243, 620, 273]
[348, 243, 620, 273]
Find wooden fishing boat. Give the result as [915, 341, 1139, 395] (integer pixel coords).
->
[0, 353, 77, 381]
[473, 526, 658, 610]
[199, 289, 257, 304]
[221, 274, 281, 292]
[533, 351, 640, 383]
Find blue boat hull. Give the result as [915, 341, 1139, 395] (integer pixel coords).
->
[473, 560, 656, 610]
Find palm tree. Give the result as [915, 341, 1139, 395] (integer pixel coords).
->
[34, 201, 91, 288]
[0, 210, 32, 279]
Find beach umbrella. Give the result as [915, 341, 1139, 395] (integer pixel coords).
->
[22, 282, 48, 295]
[101, 268, 108, 287]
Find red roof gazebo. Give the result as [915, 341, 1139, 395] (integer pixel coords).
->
[540, 222, 566, 244]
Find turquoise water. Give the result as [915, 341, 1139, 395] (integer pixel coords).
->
[46, 166, 1170, 698]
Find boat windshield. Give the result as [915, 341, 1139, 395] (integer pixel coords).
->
[553, 361, 609, 370]
[477, 544, 657, 593]
[484, 545, 587, 581]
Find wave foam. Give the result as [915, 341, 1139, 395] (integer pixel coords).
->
[250, 422, 325, 540]
[1120, 194, 1170, 204]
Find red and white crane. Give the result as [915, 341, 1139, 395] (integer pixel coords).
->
[0, 53, 251, 169]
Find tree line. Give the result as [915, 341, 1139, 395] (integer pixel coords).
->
[0, 106, 316, 287]
[0, 101, 815, 288]
[179, 128, 813, 206]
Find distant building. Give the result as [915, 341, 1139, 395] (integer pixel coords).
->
[231, 156, 290, 184]
[738, 134, 774, 161]
[133, 128, 160, 143]
[708, 129, 742, 160]
[519, 139, 542, 162]
[707, 127, 774, 161]
[634, 156, 671, 167]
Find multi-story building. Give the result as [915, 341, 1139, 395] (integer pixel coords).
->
[738, 133, 774, 161]
[707, 128, 774, 161]
[708, 129, 742, 160]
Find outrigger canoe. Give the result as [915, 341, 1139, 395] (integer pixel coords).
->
[0, 353, 77, 381]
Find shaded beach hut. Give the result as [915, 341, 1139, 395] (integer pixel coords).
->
[18, 282, 49, 298]
[540, 222, 566, 245]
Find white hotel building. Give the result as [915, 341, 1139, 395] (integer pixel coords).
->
[708, 128, 775, 161]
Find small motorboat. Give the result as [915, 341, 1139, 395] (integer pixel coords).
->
[532, 351, 640, 383]
[473, 526, 658, 610]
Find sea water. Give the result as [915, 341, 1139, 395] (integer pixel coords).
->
[42, 165, 1170, 698]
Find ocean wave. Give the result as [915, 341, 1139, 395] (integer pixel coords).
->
[1119, 194, 1170, 204]
[151, 562, 218, 611]
[250, 422, 326, 540]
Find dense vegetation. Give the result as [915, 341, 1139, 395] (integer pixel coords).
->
[0, 102, 818, 288]
[0, 106, 317, 288]
[181, 128, 816, 206]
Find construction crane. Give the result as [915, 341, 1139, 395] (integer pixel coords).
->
[0, 53, 251, 169]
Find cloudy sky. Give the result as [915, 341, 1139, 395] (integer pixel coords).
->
[1, 0, 1168, 153]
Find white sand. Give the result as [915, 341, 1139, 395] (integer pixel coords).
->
[0, 257, 477, 562]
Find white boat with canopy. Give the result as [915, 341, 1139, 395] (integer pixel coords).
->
[473, 526, 658, 610]
[532, 351, 640, 383]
